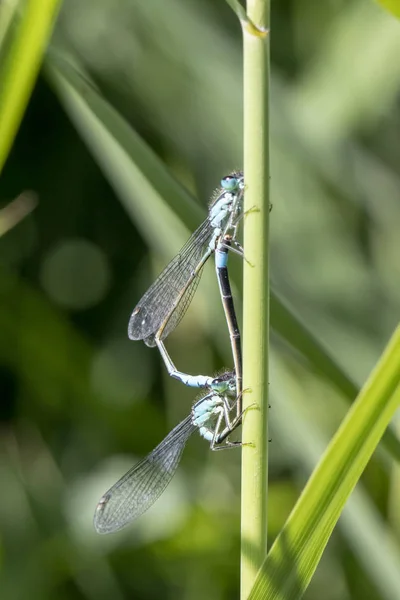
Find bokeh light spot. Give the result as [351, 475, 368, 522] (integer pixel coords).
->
[91, 339, 152, 407]
[40, 238, 111, 309]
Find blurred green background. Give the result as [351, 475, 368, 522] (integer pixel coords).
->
[2, 1, 400, 599]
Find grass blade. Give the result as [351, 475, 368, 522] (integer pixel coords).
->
[248, 325, 400, 600]
[0, 0, 61, 174]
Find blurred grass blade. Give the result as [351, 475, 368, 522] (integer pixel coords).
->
[46, 54, 400, 465]
[376, 0, 400, 19]
[270, 293, 358, 400]
[0, 191, 37, 236]
[223, 0, 267, 36]
[0, 0, 61, 174]
[46, 56, 200, 238]
[271, 291, 400, 462]
[248, 325, 400, 600]
[224, 0, 248, 22]
[0, 0, 18, 50]
[271, 356, 400, 600]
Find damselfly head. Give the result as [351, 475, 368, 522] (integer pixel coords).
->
[220, 171, 244, 192]
[209, 171, 244, 216]
[210, 371, 236, 395]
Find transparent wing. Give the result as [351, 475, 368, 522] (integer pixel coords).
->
[143, 269, 204, 347]
[94, 417, 196, 534]
[128, 218, 214, 346]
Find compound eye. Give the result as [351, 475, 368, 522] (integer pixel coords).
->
[221, 175, 238, 191]
[211, 377, 232, 394]
[211, 377, 224, 391]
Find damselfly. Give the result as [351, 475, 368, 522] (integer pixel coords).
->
[93, 373, 243, 534]
[128, 172, 244, 390]
[215, 236, 242, 415]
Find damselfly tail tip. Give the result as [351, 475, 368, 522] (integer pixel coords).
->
[128, 306, 144, 340]
[93, 494, 112, 534]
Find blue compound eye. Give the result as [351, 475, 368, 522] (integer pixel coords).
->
[220, 175, 238, 191]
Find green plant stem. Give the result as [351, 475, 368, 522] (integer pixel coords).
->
[240, 1, 270, 598]
[0, 0, 61, 175]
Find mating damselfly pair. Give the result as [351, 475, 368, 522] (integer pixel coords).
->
[94, 171, 246, 534]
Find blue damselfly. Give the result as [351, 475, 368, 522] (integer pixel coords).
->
[128, 172, 244, 390]
[94, 373, 243, 534]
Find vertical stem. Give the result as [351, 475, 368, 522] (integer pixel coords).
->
[240, 1, 270, 598]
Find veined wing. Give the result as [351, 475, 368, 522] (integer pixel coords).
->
[128, 218, 214, 347]
[94, 417, 196, 534]
[147, 260, 205, 345]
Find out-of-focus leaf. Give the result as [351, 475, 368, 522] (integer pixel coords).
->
[270, 292, 400, 462]
[376, 0, 400, 19]
[0, 0, 18, 51]
[0, 0, 61, 174]
[290, 1, 400, 145]
[45, 55, 201, 240]
[0, 191, 37, 237]
[223, 0, 269, 36]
